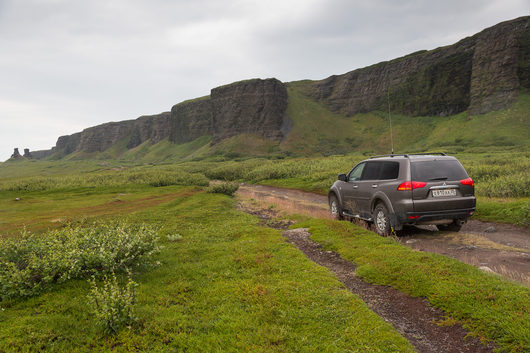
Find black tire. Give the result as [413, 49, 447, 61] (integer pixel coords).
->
[329, 194, 343, 220]
[373, 204, 391, 236]
[436, 221, 463, 232]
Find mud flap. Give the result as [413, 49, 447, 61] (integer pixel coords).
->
[389, 213, 402, 231]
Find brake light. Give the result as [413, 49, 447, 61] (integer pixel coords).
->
[397, 181, 427, 190]
[460, 178, 474, 187]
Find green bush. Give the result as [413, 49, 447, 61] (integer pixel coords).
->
[0, 169, 208, 192]
[206, 182, 240, 196]
[88, 271, 138, 334]
[0, 222, 159, 301]
[476, 172, 530, 198]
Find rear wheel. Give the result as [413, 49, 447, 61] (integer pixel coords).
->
[329, 194, 343, 220]
[436, 221, 463, 232]
[373, 204, 391, 236]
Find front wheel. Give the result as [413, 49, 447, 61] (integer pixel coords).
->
[373, 204, 391, 236]
[329, 195, 343, 220]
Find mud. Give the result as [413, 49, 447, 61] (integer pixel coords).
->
[237, 184, 530, 286]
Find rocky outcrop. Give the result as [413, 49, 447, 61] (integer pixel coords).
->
[469, 17, 530, 113]
[10, 148, 22, 159]
[309, 16, 530, 116]
[169, 97, 213, 144]
[31, 149, 53, 159]
[23, 149, 32, 158]
[44, 78, 289, 157]
[52, 112, 171, 155]
[211, 78, 288, 143]
[169, 78, 289, 144]
[127, 112, 171, 148]
[55, 133, 82, 155]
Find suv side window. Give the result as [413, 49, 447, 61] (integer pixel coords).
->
[380, 161, 399, 180]
[348, 163, 365, 181]
[361, 162, 381, 180]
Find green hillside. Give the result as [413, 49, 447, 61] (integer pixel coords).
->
[281, 81, 530, 156]
[91, 83, 529, 162]
[14, 82, 528, 164]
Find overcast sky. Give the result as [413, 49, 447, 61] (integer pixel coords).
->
[0, 0, 528, 161]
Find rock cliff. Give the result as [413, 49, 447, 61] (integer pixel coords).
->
[26, 17, 529, 160]
[44, 78, 288, 158]
[169, 97, 213, 144]
[308, 16, 530, 116]
[210, 78, 288, 143]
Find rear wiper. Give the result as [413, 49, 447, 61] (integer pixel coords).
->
[428, 177, 448, 181]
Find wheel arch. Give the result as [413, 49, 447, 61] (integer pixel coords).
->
[328, 187, 342, 206]
[370, 193, 394, 214]
[370, 193, 400, 229]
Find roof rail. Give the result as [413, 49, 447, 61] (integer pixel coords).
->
[407, 152, 447, 156]
[369, 154, 409, 159]
[369, 152, 447, 159]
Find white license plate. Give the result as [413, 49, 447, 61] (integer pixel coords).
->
[432, 189, 457, 197]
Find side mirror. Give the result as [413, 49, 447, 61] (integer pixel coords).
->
[338, 174, 347, 182]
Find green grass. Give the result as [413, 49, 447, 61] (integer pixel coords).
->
[295, 218, 530, 352]
[475, 197, 530, 226]
[0, 161, 528, 351]
[2, 149, 528, 225]
[281, 82, 530, 156]
[0, 191, 415, 352]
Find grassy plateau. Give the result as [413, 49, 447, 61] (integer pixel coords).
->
[0, 150, 529, 352]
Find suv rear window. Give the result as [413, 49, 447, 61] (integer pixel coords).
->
[411, 160, 468, 181]
[361, 161, 399, 180]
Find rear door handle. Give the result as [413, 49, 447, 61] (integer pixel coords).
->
[353, 185, 358, 189]
[372, 184, 378, 188]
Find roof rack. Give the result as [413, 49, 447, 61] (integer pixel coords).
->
[408, 152, 446, 156]
[369, 152, 446, 159]
[369, 154, 409, 159]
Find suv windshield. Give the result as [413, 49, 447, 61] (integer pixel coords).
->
[411, 160, 468, 181]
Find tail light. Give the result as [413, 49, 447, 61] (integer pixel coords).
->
[460, 178, 474, 187]
[397, 181, 427, 191]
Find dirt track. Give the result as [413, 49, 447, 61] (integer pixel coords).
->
[236, 184, 530, 286]
[237, 193, 496, 352]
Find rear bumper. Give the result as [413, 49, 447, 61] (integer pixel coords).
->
[398, 208, 475, 225]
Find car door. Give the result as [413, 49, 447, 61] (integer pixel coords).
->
[354, 161, 382, 218]
[341, 162, 366, 214]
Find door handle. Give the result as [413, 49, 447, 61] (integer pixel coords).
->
[353, 185, 358, 189]
[372, 184, 378, 188]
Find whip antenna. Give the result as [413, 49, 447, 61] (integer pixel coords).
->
[387, 87, 394, 155]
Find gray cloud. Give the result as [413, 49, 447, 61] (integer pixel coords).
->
[0, 0, 528, 160]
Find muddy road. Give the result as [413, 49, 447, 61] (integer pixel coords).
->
[237, 184, 530, 286]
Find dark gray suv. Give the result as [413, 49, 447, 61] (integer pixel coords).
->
[328, 153, 476, 235]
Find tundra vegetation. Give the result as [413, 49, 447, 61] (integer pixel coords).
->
[0, 149, 528, 352]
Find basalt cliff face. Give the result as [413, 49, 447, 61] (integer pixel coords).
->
[52, 111, 171, 156]
[48, 78, 288, 157]
[28, 16, 529, 160]
[308, 16, 530, 117]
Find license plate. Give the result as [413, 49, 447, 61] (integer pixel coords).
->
[432, 189, 457, 197]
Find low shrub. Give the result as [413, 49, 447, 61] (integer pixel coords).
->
[0, 222, 160, 302]
[206, 182, 240, 196]
[0, 169, 209, 192]
[88, 271, 138, 334]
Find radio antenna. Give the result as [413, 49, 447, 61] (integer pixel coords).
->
[387, 86, 394, 155]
